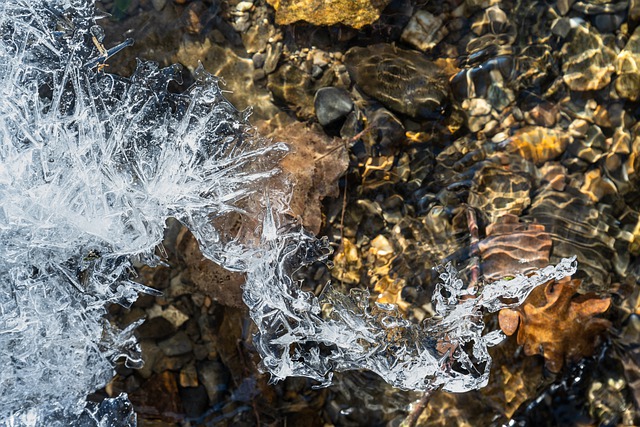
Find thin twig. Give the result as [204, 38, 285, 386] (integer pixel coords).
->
[466, 206, 480, 290]
[338, 142, 349, 289]
[403, 387, 439, 427]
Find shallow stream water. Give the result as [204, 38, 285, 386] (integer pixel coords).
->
[97, 0, 640, 425]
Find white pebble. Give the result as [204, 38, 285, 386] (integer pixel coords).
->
[236, 1, 254, 12]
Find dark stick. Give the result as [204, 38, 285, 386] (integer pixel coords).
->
[404, 387, 439, 427]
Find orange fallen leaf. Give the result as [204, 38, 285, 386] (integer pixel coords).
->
[499, 276, 611, 372]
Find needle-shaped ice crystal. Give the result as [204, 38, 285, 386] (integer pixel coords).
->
[0, 1, 286, 424]
[243, 210, 578, 393]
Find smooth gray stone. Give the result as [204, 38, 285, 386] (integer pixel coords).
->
[314, 87, 354, 126]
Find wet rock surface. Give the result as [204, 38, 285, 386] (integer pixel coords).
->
[401, 10, 448, 52]
[562, 22, 617, 91]
[314, 87, 353, 127]
[266, 0, 392, 29]
[616, 25, 640, 100]
[344, 43, 451, 120]
[95, 0, 640, 425]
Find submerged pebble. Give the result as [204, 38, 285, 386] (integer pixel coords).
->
[616, 25, 640, 101]
[314, 87, 354, 127]
[94, 0, 640, 423]
[562, 22, 616, 91]
[400, 10, 448, 52]
[344, 44, 450, 120]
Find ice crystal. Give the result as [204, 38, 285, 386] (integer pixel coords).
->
[0, 0, 579, 424]
[244, 211, 578, 393]
[0, 0, 285, 424]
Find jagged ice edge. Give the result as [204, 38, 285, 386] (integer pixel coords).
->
[244, 208, 578, 393]
[0, 0, 287, 424]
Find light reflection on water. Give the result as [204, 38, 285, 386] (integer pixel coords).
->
[97, 0, 640, 425]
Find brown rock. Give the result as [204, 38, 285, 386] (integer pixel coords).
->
[264, 42, 283, 75]
[129, 371, 183, 419]
[179, 363, 199, 387]
[400, 10, 448, 52]
[344, 44, 450, 120]
[579, 168, 617, 202]
[153, 354, 193, 372]
[524, 186, 621, 293]
[477, 214, 552, 281]
[174, 39, 280, 121]
[183, 2, 206, 35]
[266, 0, 391, 29]
[616, 26, 640, 101]
[138, 340, 162, 379]
[506, 126, 571, 165]
[468, 165, 532, 223]
[161, 305, 189, 328]
[175, 227, 246, 308]
[267, 63, 316, 120]
[562, 23, 616, 91]
[158, 331, 193, 356]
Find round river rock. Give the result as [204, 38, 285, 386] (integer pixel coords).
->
[314, 87, 354, 127]
[344, 43, 450, 120]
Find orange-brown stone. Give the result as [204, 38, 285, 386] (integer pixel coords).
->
[266, 0, 391, 29]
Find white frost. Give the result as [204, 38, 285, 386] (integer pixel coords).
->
[0, 0, 285, 424]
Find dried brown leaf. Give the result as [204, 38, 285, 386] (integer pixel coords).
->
[499, 277, 611, 372]
[264, 121, 349, 235]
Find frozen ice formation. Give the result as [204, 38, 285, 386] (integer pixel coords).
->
[0, 0, 285, 424]
[244, 212, 578, 392]
[0, 0, 579, 424]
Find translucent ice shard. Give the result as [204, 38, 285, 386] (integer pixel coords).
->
[244, 211, 578, 393]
